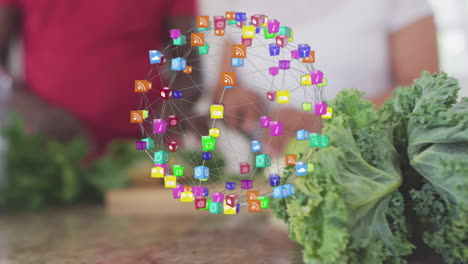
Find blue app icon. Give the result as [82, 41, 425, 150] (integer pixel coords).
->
[232, 58, 244, 67]
[171, 57, 187, 71]
[296, 129, 309, 140]
[273, 186, 285, 198]
[226, 182, 236, 190]
[284, 184, 295, 196]
[269, 44, 280, 56]
[173, 91, 183, 98]
[194, 165, 209, 180]
[295, 162, 308, 176]
[269, 174, 280, 186]
[149, 50, 162, 64]
[251, 140, 262, 152]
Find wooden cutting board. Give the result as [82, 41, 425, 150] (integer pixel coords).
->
[105, 187, 196, 216]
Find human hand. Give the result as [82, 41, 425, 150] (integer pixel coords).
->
[11, 80, 91, 144]
[218, 85, 265, 134]
[261, 107, 320, 157]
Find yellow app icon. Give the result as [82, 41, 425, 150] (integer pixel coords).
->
[180, 191, 194, 202]
[242, 25, 256, 39]
[322, 107, 333, 119]
[224, 200, 237, 215]
[210, 104, 224, 119]
[164, 176, 177, 188]
[277, 90, 290, 104]
[151, 166, 165, 178]
[300, 75, 312, 86]
[209, 128, 220, 138]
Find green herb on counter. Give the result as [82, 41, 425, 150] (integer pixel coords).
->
[0, 114, 136, 210]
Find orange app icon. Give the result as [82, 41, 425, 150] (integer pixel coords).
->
[215, 29, 225, 36]
[225, 11, 236, 20]
[248, 200, 262, 213]
[232, 45, 246, 58]
[285, 154, 297, 166]
[191, 33, 205, 47]
[302, 51, 316, 63]
[134, 80, 152, 93]
[130, 110, 144, 124]
[247, 191, 259, 201]
[197, 16, 210, 28]
[183, 65, 192, 74]
[221, 72, 236, 87]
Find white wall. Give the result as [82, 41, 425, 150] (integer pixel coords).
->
[430, 0, 468, 97]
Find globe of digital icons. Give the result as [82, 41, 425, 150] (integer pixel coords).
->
[131, 11, 332, 215]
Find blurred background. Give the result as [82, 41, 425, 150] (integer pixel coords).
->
[0, 0, 467, 263]
[198, 0, 468, 93]
[1, 0, 468, 194]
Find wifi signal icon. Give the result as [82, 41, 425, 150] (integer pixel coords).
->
[247, 191, 259, 201]
[224, 75, 233, 84]
[248, 200, 262, 212]
[285, 154, 297, 166]
[134, 80, 151, 92]
[137, 82, 145, 91]
[221, 72, 236, 86]
[232, 45, 246, 58]
[197, 16, 209, 28]
[191, 33, 205, 47]
[130, 111, 144, 124]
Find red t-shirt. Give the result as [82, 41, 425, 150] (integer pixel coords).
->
[0, 0, 197, 151]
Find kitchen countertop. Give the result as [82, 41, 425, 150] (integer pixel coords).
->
[0, 206, 293, 264]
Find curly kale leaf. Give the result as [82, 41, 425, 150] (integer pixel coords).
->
[410, 182, 468, 264]
[408, 73, 468, 263]
[407, 73, 468, 264]
[382, 72, 468, 263]
[279, 89, 414, 264]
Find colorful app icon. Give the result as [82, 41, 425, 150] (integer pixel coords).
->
[285, 154, 297, 166]
[302, 51, 316, 63]
[134, 80, 152, 92]
[191, 33, 205, 47]
[210, 104, 224, 119]
[130, 110, 144, 123]
[247, 191, 259, 201]
[149, 50, 162, 64]
[221, 72, 236, 88]
[197, 16, 210, 29]
[248, 200, 262, 212]
[232, 45, 247, 58]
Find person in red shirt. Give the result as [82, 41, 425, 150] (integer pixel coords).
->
[0, 0, 204, 154]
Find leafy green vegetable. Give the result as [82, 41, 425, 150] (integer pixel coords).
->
[0, 113, 134, 210]
[273, 72, 468, 264]
[274, 89, 414, 264]
[382, 72, 468, 264]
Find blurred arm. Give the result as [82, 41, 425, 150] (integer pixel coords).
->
[167, 16, 201, 103]
[213, 41, 265, 133]
[165, 16, 209, 135]
[373, 16, 439, 107]
[0, 6, 89, 144]
[214, 41, 232, 102]
[0, 6, 18, 67]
